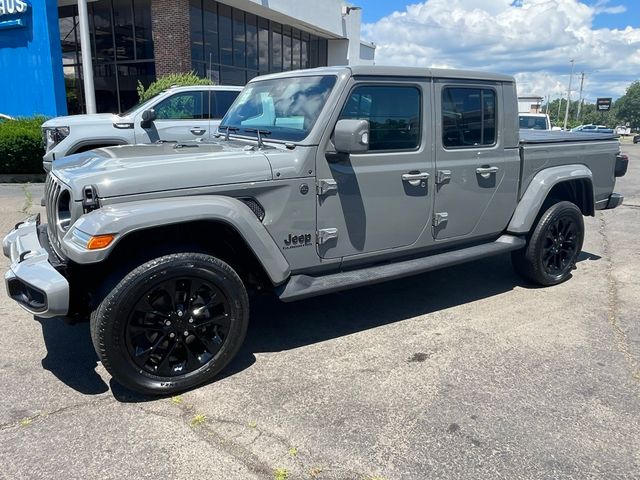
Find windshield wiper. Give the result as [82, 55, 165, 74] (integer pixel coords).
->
[219, 125, 240, 141]
[244, 128, 272, 149]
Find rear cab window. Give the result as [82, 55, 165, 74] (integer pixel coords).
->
[442, 87, 497, 148]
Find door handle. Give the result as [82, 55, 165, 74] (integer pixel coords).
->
[476, 166, 499, 177]
[402, 172, 430, 187]
[190, 128, 206, 135]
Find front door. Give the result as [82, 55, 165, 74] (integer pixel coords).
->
[135, 90, 211, 143]
[433, 83, 517, 240]
[316, 82, 433, 259]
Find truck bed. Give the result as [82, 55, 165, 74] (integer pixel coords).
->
[518, 129, 620, 207]
[519, 129, 618, 144]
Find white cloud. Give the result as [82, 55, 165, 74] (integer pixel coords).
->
[362, 0, 640, 101]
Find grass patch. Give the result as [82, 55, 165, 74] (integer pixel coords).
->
[170, 395, 183, 405]
[21, 183, 33, 214]
[288, 446, 298, 457]
[273, 468, 289, 480]
[189, 413, 206, 427]
[19, 417, 32, 427]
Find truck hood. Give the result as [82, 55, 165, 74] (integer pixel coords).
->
[42, 113, 126, 128]
[52, 142, 273, 199]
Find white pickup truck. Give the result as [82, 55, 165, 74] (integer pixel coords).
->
[41, 85, 242, 172]
[519, 113, 555, 130]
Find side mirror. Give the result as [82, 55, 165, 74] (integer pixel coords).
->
[141, 109, 156, 128]
[334, 119, 369, 154]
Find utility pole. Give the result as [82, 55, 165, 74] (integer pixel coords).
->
[563, 59, 575, 130]
[576, 72, 585, 121]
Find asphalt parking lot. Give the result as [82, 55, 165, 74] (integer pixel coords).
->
[0, 145, 638, 480]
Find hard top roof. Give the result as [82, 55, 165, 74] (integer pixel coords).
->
[251, 65, 515, 83]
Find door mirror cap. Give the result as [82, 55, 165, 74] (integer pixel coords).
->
[334, 119, 369, 154]
[141, 108, 156, 128]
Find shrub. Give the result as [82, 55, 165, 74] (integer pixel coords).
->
[0, 117, 46, 174]
[137, 72, 214, 102]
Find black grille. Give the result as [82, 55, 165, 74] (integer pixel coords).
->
[239, 198, 265, 221]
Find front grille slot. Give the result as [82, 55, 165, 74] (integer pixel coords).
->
[44, 174, 64, 254]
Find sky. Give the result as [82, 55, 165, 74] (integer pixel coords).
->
[358, 0, 640, 102]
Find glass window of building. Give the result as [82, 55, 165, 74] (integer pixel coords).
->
[61, 0, 330, 113]
[58, 0, 155, 114]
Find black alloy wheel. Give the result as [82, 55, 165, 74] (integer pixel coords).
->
[511, 201, 584, 286]
[540, 214, 579, 277]
[125, 277, 231, 377]
[91, 253, 249, 395]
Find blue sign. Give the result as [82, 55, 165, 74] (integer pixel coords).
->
[0, 0, 29, 30]
[0, 0, 67, 117]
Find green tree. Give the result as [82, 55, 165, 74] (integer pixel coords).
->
[614, 81, 640, 129]
[137, 72, 213, 102]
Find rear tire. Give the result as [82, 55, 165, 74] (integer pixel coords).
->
[90, 253, 249, 395]
[511, 201, 584, 286]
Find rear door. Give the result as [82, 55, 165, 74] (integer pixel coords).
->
[316, 81, 434, 259]
[433, 82, 517, 240]
[137, 90, 211, 142]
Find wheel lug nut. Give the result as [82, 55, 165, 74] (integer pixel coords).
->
[189, 318, 194, 324]
[165, 320, 171, 326]
[177, 310, 184, 317]
[184, 330, 189, 336]
[169, 333, 175, 338]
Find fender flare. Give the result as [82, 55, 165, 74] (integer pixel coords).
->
[507, 164, 593, 234]
[62, 195, 291, 285]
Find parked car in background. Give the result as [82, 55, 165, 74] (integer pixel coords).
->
[41, 85, 243, 172]
[0, 113, 14, 121]
[571, 124, 614, 134]
[633, 134, 640, 144]
[615, 126, 631, 136]
[519, 113, 552, 130]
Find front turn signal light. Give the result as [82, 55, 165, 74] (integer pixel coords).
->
[87, 234, 115, 250]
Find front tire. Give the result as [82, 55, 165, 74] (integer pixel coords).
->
[91, 253, 249, 395]
[511, 201, 584, 286]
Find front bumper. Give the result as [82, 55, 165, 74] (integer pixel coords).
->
[3, 214, 69, 317]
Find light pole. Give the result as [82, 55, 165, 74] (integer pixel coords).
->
[576, 72, 585, 121]
[563, 59, 575, 130]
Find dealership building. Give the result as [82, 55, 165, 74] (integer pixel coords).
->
[0, 0, 374, 117]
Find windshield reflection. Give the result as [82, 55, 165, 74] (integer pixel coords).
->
[220, 75, 337, 142]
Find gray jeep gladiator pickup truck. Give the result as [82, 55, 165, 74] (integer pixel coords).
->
[3, 66, 628, 394]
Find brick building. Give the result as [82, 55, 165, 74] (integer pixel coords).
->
[0, 0, 375, 116]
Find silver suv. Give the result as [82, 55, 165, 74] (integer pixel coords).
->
[41, 85, 243, 171]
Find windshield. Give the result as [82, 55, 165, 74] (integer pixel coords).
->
[119, 92, 162, 116]
[219, 75, 337, 142]
[519, 115, 549, 130]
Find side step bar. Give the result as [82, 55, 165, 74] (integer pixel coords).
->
[277, 235, 526, 302]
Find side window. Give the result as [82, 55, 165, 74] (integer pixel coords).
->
[339, 85, 421, 151]
[442, 87, 497, 148]
[213, 90, 241, 119]
[154, 91, 206, 120]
